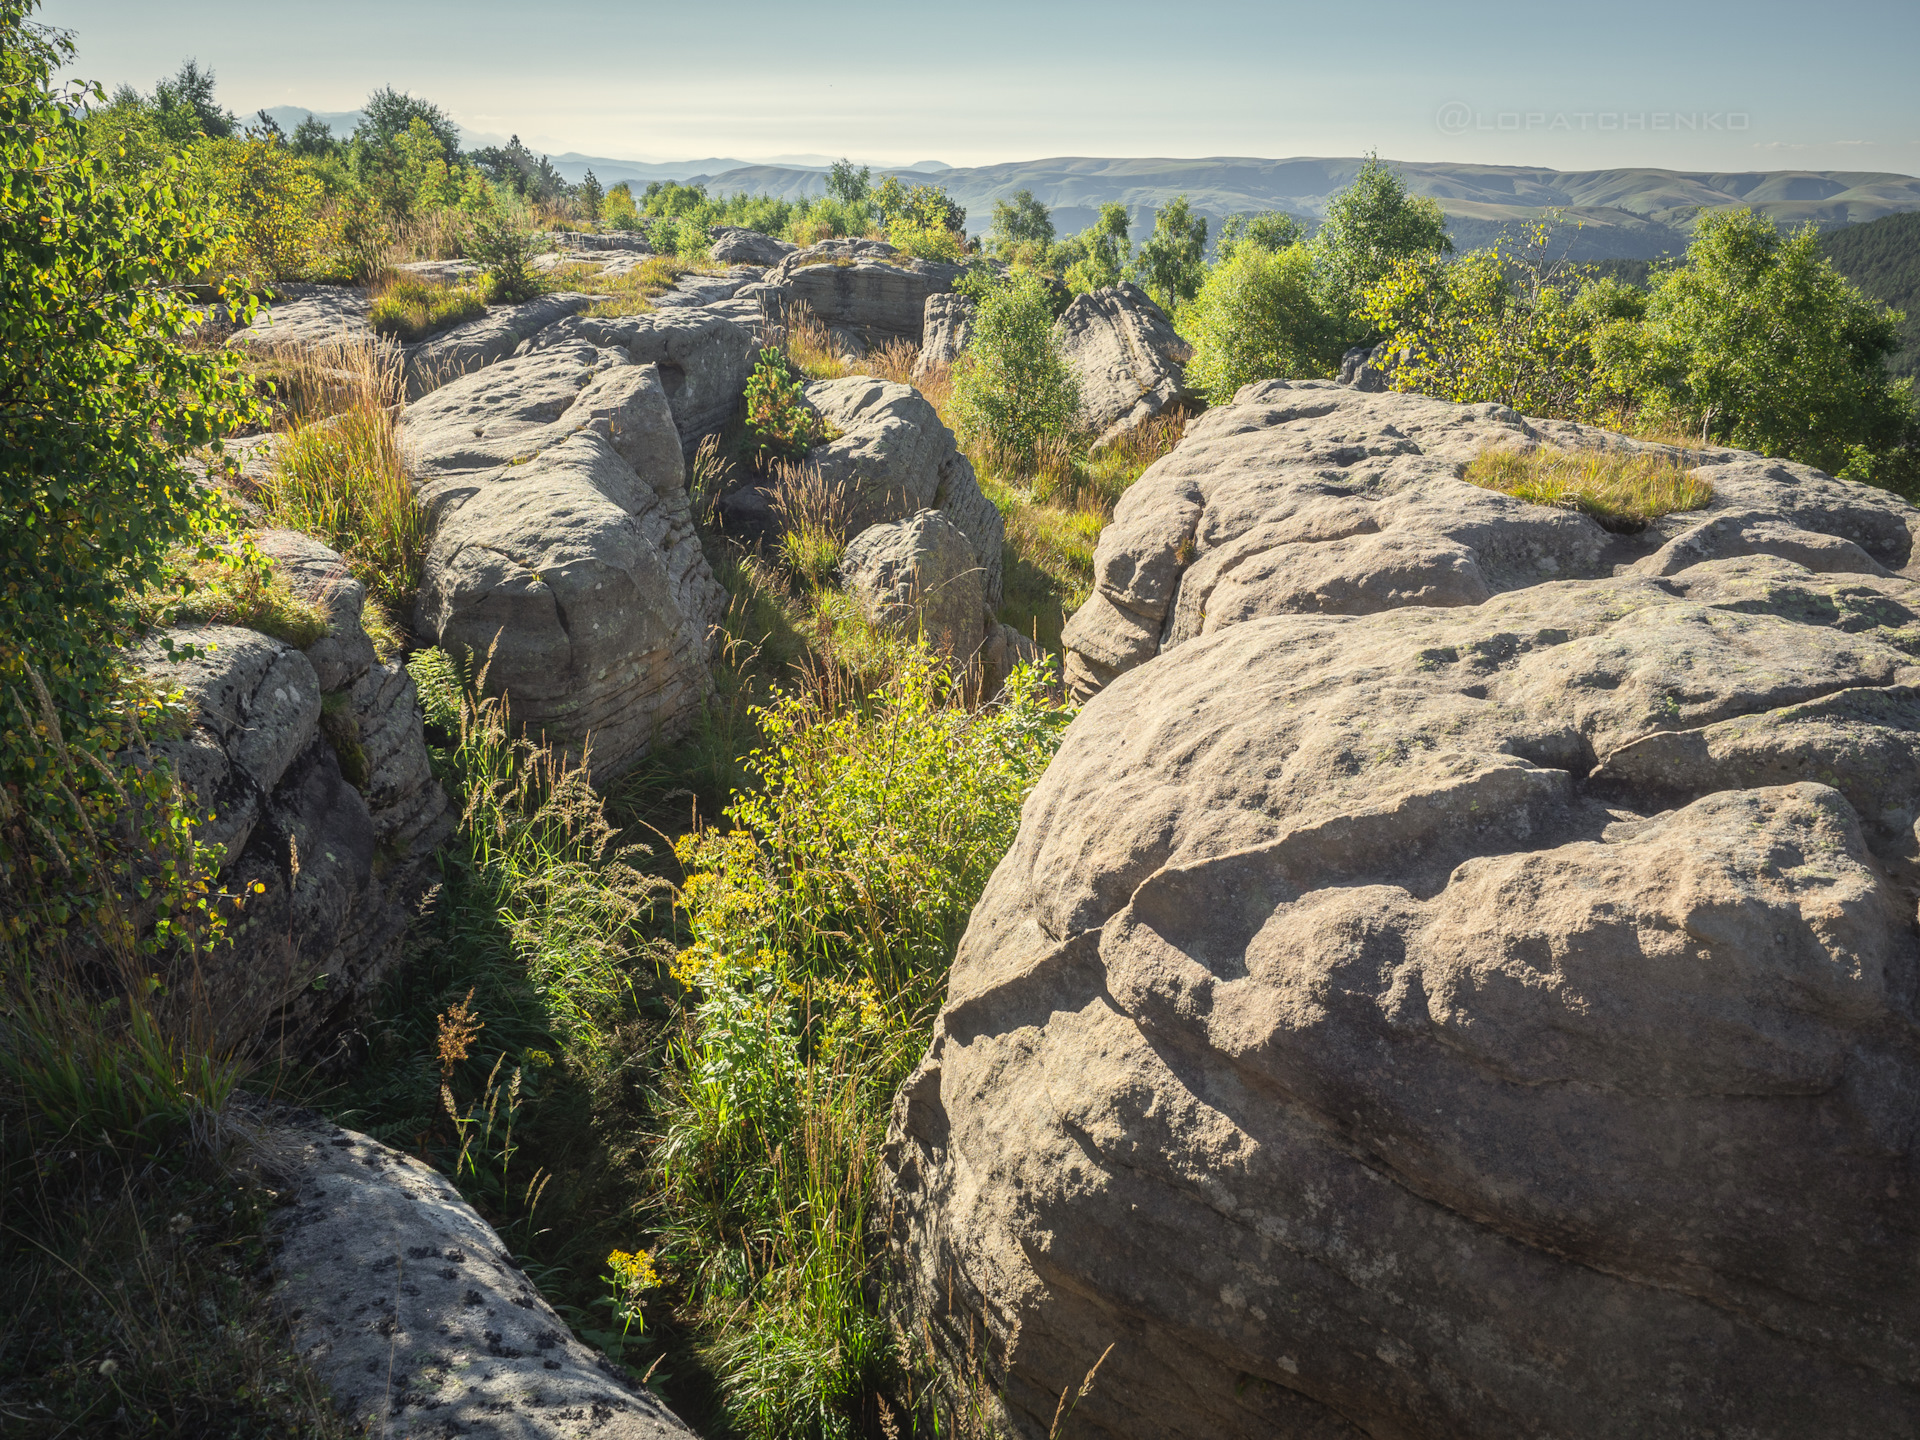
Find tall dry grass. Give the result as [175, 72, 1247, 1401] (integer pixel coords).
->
[1465, 445, 1713, 530]
[250, 334, 428, 625]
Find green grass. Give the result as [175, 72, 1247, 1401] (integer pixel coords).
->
[1464, 445, 1713, 531]
[369, 273, 488, 343]
[0, 962, 352, 1439]
[545, 255, 699, 318]
[137, 544, 330, 648]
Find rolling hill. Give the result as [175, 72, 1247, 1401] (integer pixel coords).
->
[685, 156, 1920, 262]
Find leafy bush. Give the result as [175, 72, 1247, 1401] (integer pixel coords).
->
[1310, 152, 1453, 340]
[1362, 228, 1646, 421]
[369, 273, 487, 342]
[1600, 208, 1916, 480]
[661, 653, 1071, 1435]
[1217, 210, 1303, 263]
[1184, 241, 1341, 403]
[196, 135, 337, 285]
[951, 271, 1082, 469]
[886, 216, 966, 261]
[1131, 195, 1208, 309]
[744, 347, 823, 464]
[468, 199, 548, 302]
[1464, 446, 1713, 530]
[987, 187, 1055, 263]
[1059, 201, 1132, 293]
[1, 1, 261, 957]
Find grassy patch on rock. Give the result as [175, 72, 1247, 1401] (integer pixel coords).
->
[368, 272, 488, 343]
[1465, 445, 1713, 530]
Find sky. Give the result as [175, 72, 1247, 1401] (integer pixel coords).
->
[40, 0, 1920, 176]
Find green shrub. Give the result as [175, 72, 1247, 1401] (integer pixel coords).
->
[1361, 227, 1645, 422]
[468, 200, 547, 302]
[1, 0, 262, 958]
[1184, 241, 1341, 403]
[1130, 195, 1208, 309]
[951, 271, 1082, 469]
[660, 652, 1071, 1436]
[1310, 152, 1453, 341]
[987, 188, 1055, 260]
[1599, 208, 1916, 479]
[1060, 201, 1132, 293]
[1216, 210, 1303, 264]
[886, 217, 966, 262]
[369, 274, 488, 341]
[744, 347, 823, 464]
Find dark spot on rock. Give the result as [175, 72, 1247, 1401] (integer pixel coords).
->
[330, 1137, 354, 1148]
[402, 1284, 422, 1297]
[511, 1292, 535, 1309]
[535, 1329, 560, 1349]
[374, 1315, 399, 1337]
[438, 1266, 458, 1281]
[462, 1290, 484, 1307]
[407, 1245, 436, 1260]
[543, 1358, 562, 1371]
[442, 1248, 466, 1263]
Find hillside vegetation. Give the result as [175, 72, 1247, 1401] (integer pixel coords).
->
[1821, 210, 1920, 379]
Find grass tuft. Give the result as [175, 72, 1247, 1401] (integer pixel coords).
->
[1465, 445, 1713, 531]
[368, 272, 488, 343]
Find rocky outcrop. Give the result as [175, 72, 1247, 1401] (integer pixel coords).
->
[229, 284, 373, 352]
[710, 226, 796, 267]
[913, 293, 974, 381]
[840, 509, 988, 657]
[887, 386, 1920, 1440]
[526, 308, 758, 452]
[1062, 380, 1920, 701]
[804, 377, 1004, 607]
[1053, 282, 1196, 450]
[132, 537, 448, 1058]
[404, 342, 725, 777]
[764, 240, 963, 345]
[1337, 340, 1390, 391]
[265, 1113, 693, 1439]
[404, 293, 600, 398]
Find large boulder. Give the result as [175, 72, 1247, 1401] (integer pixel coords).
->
[403, 293, 599, 398]
[803, 377, 1004, 607]
[913, 292, 975, 381]
[405, 344, 725, 777]
[526, 308, 758, 452]
[265, 1112, 693, 1439]
[765, 240, 963, 345]
[1053, 282, 1196, 450]
[839, 509, 989, 657]
[1062, 380, 1920, 701]
[131, 535, 449, 1059]
[887, 547, 1920, 1439]
[710, 226, 796, 267]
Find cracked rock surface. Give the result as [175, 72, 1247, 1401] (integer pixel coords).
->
[405, 342, 725, 778]
[267, 1115, 693, 1439]
[888, 382, 1920, 1439]
[1063, 380, 1920, 702]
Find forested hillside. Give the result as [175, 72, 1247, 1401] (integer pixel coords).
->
[1822, 210, 1920, 379]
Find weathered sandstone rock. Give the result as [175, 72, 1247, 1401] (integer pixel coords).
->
[1063, 381, 1920, 701]
[764, 240, 962, 344]
[913, 293, 974, 381]
[839, 510, 988, 656]
[405, 345, 724, 776]
[404, 293, 599, 398]
[229, 284, 373, 352]
[1053, 283, 1195, 449]
[132, 534, 449, 1058]
[266, 1113, 693, 1439]
[888, 547, 1920, 1439]
[526, 308, 758, 451]
[803, 377, 1004, 607]
[709, 226, 796, 267]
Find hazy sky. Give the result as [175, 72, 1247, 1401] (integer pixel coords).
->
[41, 0, 1920, 174]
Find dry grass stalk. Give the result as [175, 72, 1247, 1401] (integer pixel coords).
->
[1465, 444, 1714, 530]
[769, 460, 852, 591]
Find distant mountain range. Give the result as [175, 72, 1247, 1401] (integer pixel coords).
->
[682, 157, 1920, 261]
[259, 109, 1918, 262]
